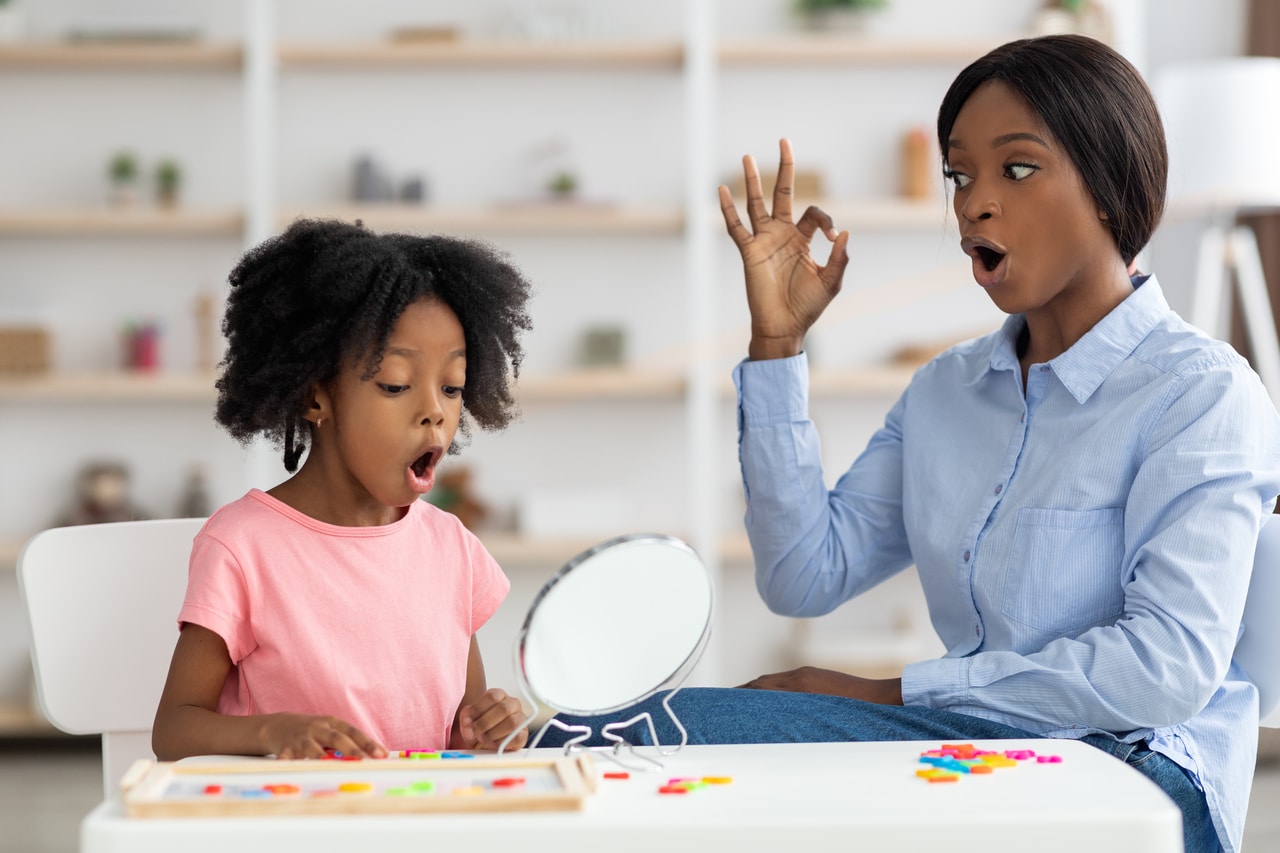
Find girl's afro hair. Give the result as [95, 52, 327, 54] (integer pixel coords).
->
[215, 218, 533, 471]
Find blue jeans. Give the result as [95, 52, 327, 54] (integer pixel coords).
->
[537, 687, 1217, 853]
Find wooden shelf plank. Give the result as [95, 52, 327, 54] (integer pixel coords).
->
[0, 536, 21, 571]
[0, 41, 242, 70]
[279, 39, 683, 69]
[517, 368, 686, 402]
[0, 701, 60, 738]
[0, 366, 912, 405]
[283, 203, 683, 236]
[719, 35, 1012, 65]
[0, 208, 244, 237]
[0, 372, 218, 403]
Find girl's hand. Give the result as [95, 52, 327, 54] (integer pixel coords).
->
[261, 713, 388, 759]
[718, 138, 850, 361]
[739, 666, 903, 706]
[453, 688, 529, 751]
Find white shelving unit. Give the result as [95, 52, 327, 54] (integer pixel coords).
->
[0, 0, 1032, 734]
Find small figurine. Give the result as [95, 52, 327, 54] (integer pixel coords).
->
[178, 462, 211, 518]
[423, 466, 488, 531]
[56, 461, 151, 526]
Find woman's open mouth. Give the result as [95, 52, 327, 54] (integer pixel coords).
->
[962, 237, 1008, 289]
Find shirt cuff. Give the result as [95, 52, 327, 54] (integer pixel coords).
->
[901, 657, 971, 708]
[732, 352, 810, 426]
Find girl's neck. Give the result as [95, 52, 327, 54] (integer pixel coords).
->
[267, 464, 408, 528]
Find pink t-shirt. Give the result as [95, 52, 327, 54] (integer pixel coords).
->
[177, 489, 509, 752]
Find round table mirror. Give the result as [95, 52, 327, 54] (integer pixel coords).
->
[506, 534, 713, 755]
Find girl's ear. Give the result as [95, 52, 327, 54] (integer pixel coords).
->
[308, 384, 333, 428]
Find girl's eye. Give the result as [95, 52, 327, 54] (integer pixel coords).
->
[942, 168, 972, 190]
[378, 384, 409, 395]
[1006, 163, 1038, 180]
[443, 386, 464, 399]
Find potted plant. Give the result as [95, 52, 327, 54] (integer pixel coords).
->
[107, 150, 140, 207]
[547, 169, 578, 200]
[793, 0, 889, 31]
[155, 158, 182, 208]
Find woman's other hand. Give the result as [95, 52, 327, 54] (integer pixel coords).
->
[718, 138, 850, 361]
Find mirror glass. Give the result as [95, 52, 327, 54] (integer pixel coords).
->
[516, 534, 713, 717]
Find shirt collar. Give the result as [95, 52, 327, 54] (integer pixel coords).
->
[976, 275, 1172, 403]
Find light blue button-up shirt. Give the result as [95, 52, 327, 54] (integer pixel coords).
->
[734, 276, 1280, 853]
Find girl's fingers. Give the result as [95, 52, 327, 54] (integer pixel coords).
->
[772, 138, 795, 223]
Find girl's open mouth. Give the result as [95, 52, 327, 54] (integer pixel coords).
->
[407, 446, 443, 493]
[411, 449, 436, 479]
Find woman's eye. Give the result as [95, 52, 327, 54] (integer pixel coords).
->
[1006, 163, 1038, 180]
[443, 386, 464, 399]
[378, 384, 409, 395]
[943, 168, 972, 190]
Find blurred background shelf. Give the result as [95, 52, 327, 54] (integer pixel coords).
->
[718, 35, 1015, 65]
[0, 41, 242, 70]
[278, 39, 684, 69]
[283, 204, 684, 236]
[0, 372, 219, 403]
[0, 208, 245, 237]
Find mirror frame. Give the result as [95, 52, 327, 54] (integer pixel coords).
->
[513, 532, 714, 718]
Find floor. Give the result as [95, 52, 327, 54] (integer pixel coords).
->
[4, 737, 1280, 852]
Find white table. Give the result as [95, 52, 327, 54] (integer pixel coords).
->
[81, 739, 1182, 853]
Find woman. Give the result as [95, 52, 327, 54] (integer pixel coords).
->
[551, 35, 1280, 853]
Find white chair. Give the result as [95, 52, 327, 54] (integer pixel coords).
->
[16, 517, 204, 798]
[1239, 514, 1280, 728]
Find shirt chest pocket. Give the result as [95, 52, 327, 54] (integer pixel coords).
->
[1001, 507, 1126, 636]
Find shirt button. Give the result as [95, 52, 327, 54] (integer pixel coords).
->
[1040, 365, 1049, 373]
[994, 484, 1003, 495]
[975, 625, 981, 636]
[963, 550, 971, 562]
[1019, 413, 1025, 423]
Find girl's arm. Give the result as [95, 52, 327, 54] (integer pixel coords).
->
[450, 635, 528, 751]
[151, 623, 386, 760]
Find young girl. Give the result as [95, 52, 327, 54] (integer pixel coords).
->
[153, 219, 534, 760]
[546, 35, 1280, 853]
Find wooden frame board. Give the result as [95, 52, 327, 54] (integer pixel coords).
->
[122, 753, 597, 818]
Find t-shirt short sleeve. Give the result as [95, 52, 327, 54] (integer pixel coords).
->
[465, 532, 509, 635]
[178, 531, 257, 664]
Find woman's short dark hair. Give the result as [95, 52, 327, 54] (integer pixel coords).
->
[216, 218, 533, 471]
[936, 34, 1167, 265]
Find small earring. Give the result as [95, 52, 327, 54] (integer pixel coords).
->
[315, 417, 323, 429]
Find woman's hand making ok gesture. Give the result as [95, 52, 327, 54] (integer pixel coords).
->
[718, 138, 850, 361]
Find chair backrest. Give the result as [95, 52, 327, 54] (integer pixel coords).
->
[1238, 514, 1280, 727]
[16, 518, 204, 797]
